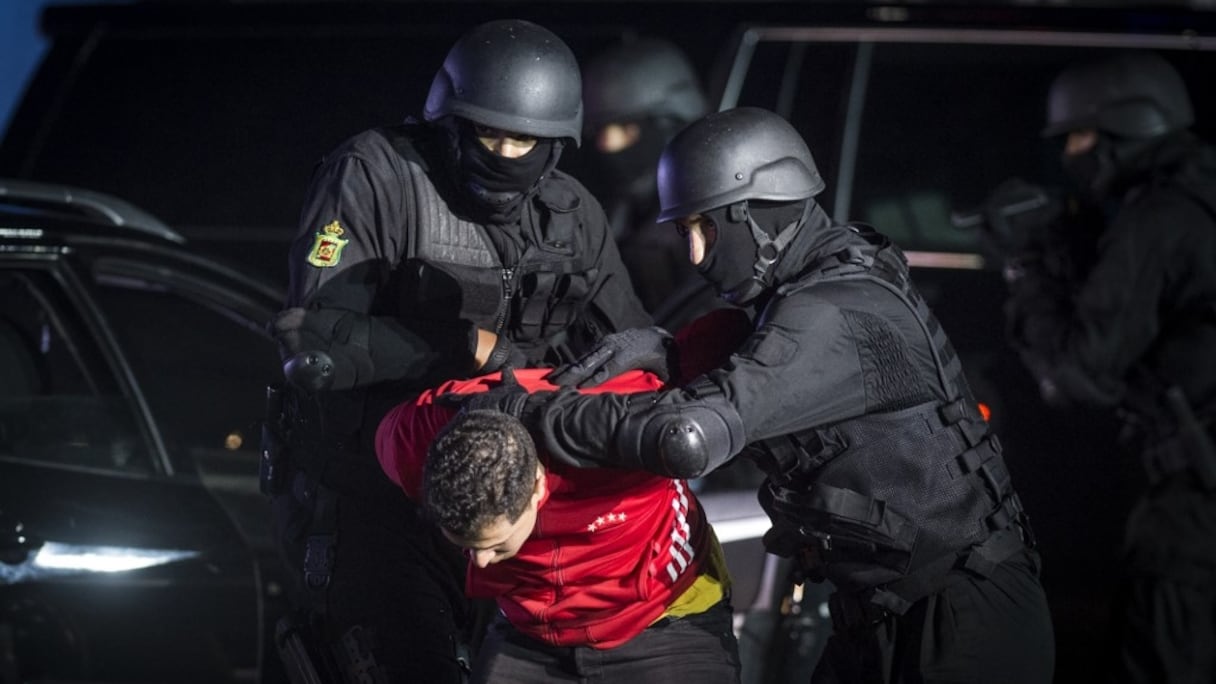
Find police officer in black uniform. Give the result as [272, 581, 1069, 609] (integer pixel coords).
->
[266, 19, 650, 684]
[580, 37, 713, 323]
[1001, 52, 1216, 683]
[462, 107, 1056, 683]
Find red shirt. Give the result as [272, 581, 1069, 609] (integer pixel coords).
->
[375, 369, 713, 649]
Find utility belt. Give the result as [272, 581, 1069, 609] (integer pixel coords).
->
[826, 519, 1030, 633]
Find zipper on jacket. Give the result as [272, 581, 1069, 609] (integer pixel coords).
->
[494, 266, 516, 334]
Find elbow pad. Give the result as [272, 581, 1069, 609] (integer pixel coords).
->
[272, 308, 374, 392]
[283, 350, 340, 392]
[614, 396, 747, 478]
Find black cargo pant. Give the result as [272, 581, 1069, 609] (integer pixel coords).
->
[811, 549, 1055, 684]
[1113, 477, 1216, 684]
[273, 463, 472, 684]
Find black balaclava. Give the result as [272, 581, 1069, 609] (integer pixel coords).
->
[590, 118, 681, 202]
[452, 120, 560, 224]
[1062, 134, 1119, 202]
[1062, 132, 1167, 203]
[698, 199, 811, 306]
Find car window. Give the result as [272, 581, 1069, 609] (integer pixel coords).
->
[0, 270, 151, 473]
[90, 275, 281, 475]
[851, 42, 1077, 254]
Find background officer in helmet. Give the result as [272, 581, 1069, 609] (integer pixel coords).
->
[458, 106, 1056, 683]
[998, 51, 1216, 683]
[266, 19, 650, 684]
[580, 37, 718, 326]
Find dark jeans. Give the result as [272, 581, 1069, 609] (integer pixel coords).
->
[470, 599, 742, 684]
[811, 549, 1055, 684]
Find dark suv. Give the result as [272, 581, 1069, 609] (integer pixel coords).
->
[0, 179, 287, 683]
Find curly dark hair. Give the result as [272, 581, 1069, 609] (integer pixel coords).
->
[423, 410, 540, 539]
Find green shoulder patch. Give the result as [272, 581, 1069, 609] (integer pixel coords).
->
[306, 220, 349, 268]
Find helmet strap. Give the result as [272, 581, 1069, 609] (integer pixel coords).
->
[746, 199, 811, 279]
[721, 199, 812, 304]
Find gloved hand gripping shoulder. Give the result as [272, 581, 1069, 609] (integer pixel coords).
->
[546, 326, 677, 388]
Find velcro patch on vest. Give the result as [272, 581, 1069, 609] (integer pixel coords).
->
[741, 328, 799, 367]
[306, 220, 349, 268]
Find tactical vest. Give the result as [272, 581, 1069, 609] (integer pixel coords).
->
[752, 227, 1030, 615]
[377, 127, 600, 361]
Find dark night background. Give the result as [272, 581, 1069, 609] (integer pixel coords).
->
[4, 0, 1213, 141]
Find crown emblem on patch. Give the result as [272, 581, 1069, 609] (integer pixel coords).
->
[306, 220, 350, 268]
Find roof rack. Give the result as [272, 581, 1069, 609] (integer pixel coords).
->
[0, 178, 184, 243]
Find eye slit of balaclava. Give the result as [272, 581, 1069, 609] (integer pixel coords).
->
[456, 120, 554, 202]
[589, 117, 681, 197]
[1061, 134, 1117, 200]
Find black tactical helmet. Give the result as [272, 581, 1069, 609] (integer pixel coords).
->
[582, 37, 709, 133]
[1043, 51, 1194, 139]
[656, 107, 825, 223]
[424, 20, 583, 146]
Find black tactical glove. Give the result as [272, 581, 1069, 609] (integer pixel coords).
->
[271, 307, 373, 392]
[546, 326, 676, 389]
[440, 368, 549, 421]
